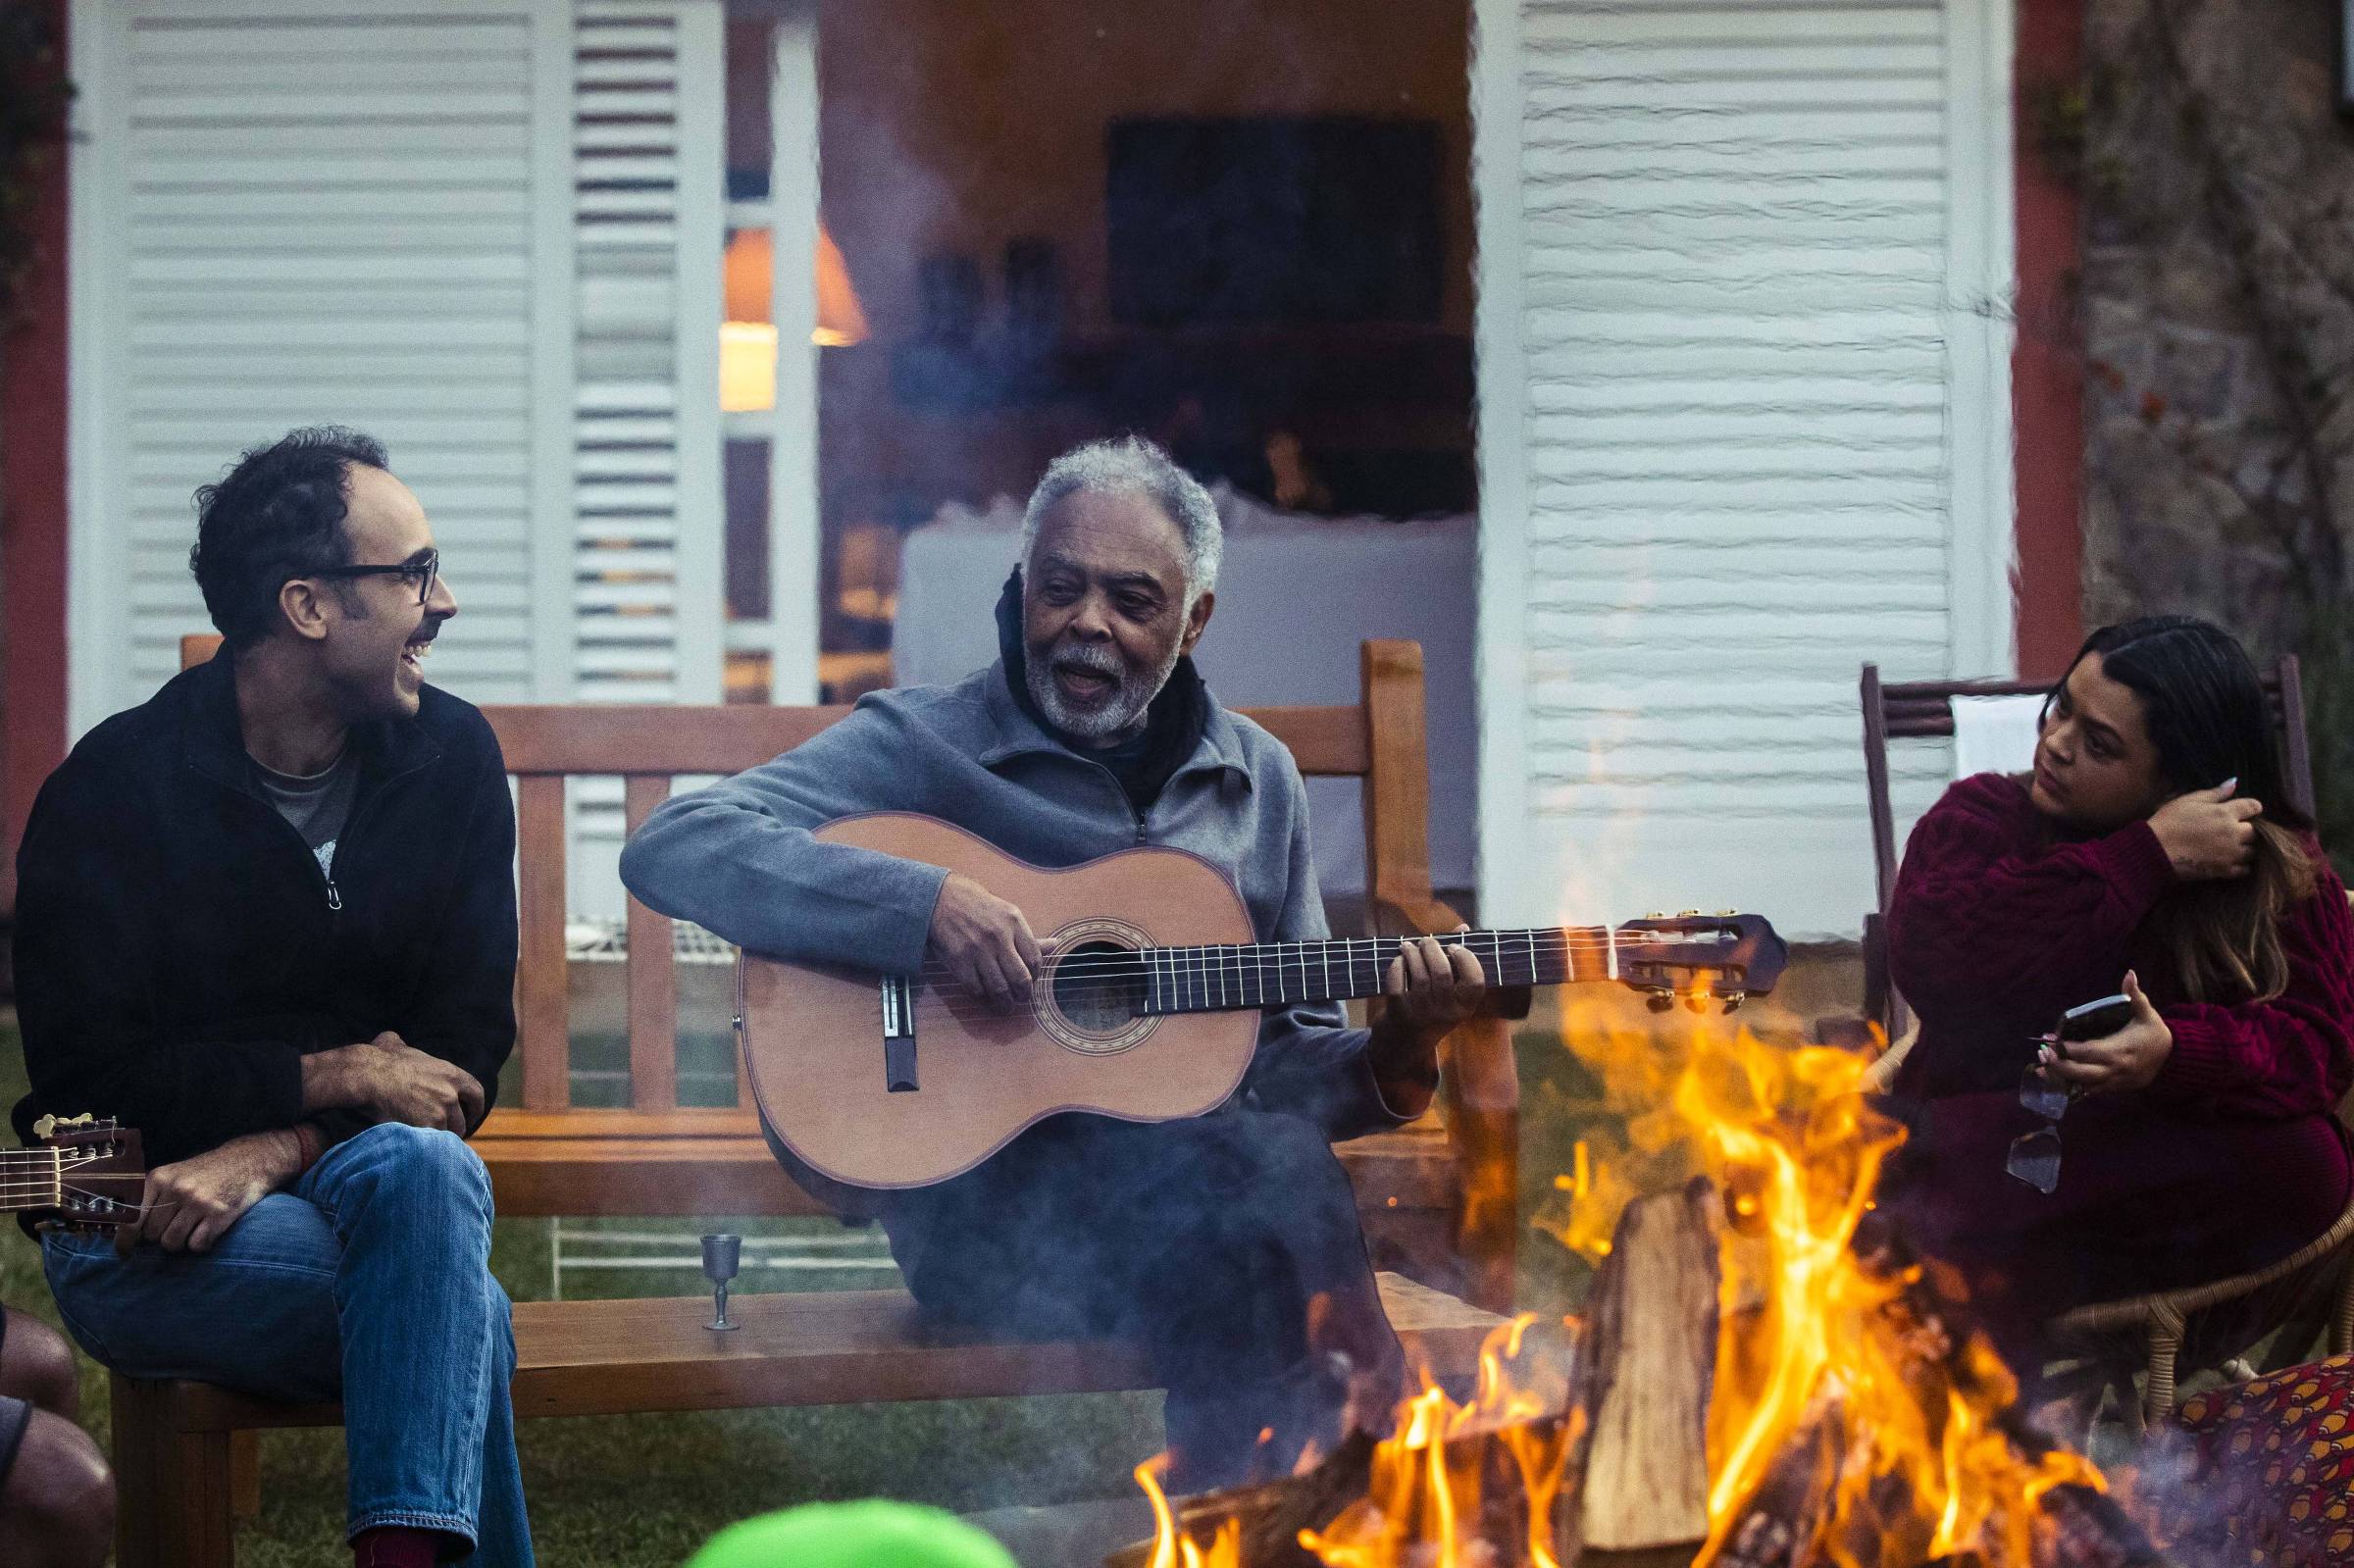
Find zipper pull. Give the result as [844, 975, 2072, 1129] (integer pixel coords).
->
[325, 882, 342, 912]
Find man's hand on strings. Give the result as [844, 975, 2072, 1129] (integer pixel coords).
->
[1381, 927, 1488, 1039]
[117, 1128, 305, 1256]
[1365, 928, 1488, 1120]
[928, 872, 1043, 1013]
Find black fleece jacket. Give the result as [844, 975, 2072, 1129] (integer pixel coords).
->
[10, 655, 518, 1166]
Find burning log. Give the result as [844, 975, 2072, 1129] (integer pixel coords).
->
[1103, 1434, 1376, 1568]
[1575, 1177, 1722, 1553]
[1107, 1314, 1590, 1568]
[1704, 1221, 2179, 1568]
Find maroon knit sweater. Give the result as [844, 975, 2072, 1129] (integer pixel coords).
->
[1888, 772, 2354, 1117]
[1881, 773, 2354, 1325]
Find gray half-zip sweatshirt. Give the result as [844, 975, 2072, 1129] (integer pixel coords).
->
[619, 661, 1404, 1140]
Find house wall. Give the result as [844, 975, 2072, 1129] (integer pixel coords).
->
[2078, 0, 2354, 843]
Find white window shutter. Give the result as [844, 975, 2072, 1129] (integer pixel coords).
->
[1472, 0, 2016, 937]
[69, 0, 585, 728]
[571, 0, 724, 708]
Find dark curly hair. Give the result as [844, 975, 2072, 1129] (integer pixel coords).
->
[188, 426, 389, 650]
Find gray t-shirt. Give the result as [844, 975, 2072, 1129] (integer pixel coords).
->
[252, 749, 361, 878]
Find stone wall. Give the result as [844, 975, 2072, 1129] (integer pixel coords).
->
[2080, 0, 2354, 845]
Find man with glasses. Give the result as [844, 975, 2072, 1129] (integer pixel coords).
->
[11, 428, 532, 1567]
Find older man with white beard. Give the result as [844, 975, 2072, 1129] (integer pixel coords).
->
[621, 435, 1485, 1490]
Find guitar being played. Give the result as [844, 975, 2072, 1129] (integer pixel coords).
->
[735, 813, 1784, 1190]
[622, 434, 1781, 1492]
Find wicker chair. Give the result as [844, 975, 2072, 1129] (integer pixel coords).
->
[2045, 1189, 2354, 1431]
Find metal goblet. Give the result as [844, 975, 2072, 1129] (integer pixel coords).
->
[700, 1232, 742, 1331]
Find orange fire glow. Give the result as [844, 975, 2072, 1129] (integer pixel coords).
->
[1136, 1000, 2113, 1567]
[1551, 1008, 2107, 1567]
[1296, 1314, 1578, 1568]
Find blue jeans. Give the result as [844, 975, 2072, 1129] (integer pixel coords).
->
[40, 1123, 532, 1564]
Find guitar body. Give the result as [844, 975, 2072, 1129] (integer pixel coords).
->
[737, 813, 1260, 1190]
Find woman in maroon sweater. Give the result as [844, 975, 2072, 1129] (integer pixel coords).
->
[1882, 615, 2354, 1358]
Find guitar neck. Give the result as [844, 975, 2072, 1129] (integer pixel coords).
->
[0, 1149, 65, 1213]
[1140, 927, 1614, 1016]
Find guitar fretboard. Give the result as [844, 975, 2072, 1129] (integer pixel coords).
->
[0, 1148, 70, 1212]
[1136, 927, 1615, 1015]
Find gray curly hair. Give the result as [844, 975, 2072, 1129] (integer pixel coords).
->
[1017, 435, 1222, 604]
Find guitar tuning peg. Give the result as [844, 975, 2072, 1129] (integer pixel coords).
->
[1643, 911, 1665, 922]
[1684, 994, 1708, 1014]
[1721, 992, 1745, 1014]
[1716, 909, 1739, 919]
[1676, 909, 1701, 919]
[1645, 991, 1674, 1013]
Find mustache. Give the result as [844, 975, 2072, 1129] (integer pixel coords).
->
[406, 622, 444, 646]
[1049, 645, 1123, 679]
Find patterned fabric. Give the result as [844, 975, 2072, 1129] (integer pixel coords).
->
[2172, 1355, 2354, 1566]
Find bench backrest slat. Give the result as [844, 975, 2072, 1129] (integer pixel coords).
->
[623, 775, 681, 1111]
[515, 774, 572, 1111]
[1359, 642, 1433, 916]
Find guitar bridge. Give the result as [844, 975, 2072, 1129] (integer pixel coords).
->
[880, 975, 918, 1092]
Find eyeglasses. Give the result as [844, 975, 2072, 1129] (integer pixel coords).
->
[2005, 1054, 2073, 1193]
[314, 550, 439, 606]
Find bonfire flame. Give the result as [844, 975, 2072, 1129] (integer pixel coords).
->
[1137, 1455, 1243, 1568]
[1555, 1006, 2106, 1567]
[1138, 1002, 2108, 1567]
[1296, 1314, 1578, 1568]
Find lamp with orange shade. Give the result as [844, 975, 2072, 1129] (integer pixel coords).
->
[720, 223, 868, 413]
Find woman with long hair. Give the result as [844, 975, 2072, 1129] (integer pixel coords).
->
[1881, 615, 2354, 1359]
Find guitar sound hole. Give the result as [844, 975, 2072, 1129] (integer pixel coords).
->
[1050, 941, 1149, 1033]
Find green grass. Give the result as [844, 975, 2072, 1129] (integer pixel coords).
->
[0, 1023, 1162, 1566]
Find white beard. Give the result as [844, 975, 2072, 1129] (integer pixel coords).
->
[1027, 638, 1179, 741]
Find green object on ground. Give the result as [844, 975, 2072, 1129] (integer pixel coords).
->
[686, 1499, 1021, 1568]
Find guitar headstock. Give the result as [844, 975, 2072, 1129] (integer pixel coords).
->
[1612, 913, 1788, 1013]
[16, 1115, 146, 1230]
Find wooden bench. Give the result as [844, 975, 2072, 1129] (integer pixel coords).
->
[119, 636, 1520, 1566]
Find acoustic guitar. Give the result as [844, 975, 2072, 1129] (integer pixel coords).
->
[3, 1116, 146, 1230]
[736, 813, 1787, 1191]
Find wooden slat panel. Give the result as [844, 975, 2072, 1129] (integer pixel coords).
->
[470, 1116, 1458, 1220]
[515, 775, 569, 1110]
[1239, 705, 1370, 777]
[622, 774, 680, 1111]
[159, 1273, 1504, 1430]
[476, 1138, 834, 1219]
[479, 1106, 761, 1138]
[486, 704, 850, 774]
[1359, 640, 1436, 913]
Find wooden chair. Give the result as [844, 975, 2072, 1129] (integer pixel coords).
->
[127, 633, 1517, 1566]
[1858, 655, 2354, 1428]
[1858, 656, 2315, 1040]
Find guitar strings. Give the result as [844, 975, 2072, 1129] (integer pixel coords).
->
[902, 929, 1725, 985]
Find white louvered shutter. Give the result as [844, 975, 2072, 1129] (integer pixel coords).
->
[571, 0, 723, 707]
[1473, 0, 2015, 937]
[71, 0, 580, 728]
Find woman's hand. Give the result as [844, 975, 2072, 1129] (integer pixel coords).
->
[2041, 970, 2174, 1096]
[2150, 781, 2263, 881]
